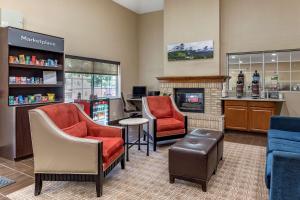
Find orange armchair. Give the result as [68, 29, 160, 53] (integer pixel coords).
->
[142, 96, 188, 151]
[28, 103, 125, 197]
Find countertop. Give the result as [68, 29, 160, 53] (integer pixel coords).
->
[220, 97, 286, 102]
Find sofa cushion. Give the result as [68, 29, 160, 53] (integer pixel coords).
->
[62, 121, 87, 138]
[39, 103, 80, 129]
[147, 96, 173, 118]
[157, 118, 185, 132]
[268, 138, 300, 154]
[268, 129, 300, 142]
[266, 152, 273, 189]
[85, 136, 124, 162]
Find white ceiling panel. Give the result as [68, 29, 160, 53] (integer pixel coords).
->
[113, 0, 164, 14]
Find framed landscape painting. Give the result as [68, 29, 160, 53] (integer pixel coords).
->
[168, 40, 214, 61]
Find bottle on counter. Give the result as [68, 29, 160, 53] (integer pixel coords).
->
[236, 71, 244, 98]
[251, 70, 260, 99]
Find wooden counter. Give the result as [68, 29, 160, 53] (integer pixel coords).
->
[222, 98, 284, 133]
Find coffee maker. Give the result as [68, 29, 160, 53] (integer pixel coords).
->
[251, 70, 260, 98]
[236, 71, 244, 98]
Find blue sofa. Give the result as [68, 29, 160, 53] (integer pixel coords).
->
[266, 116, 300, 200]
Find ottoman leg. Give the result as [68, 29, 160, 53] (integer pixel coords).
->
[169, 175, 175, 183]
[201, 182, 207, 192]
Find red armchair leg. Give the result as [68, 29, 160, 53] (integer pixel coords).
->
[96, 174, 103, 197]
[34, 174, 42, 196]
[121, 157, 125, 169]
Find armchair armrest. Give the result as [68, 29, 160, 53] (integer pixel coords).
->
[270, 116, 300, 132]
[270, 151, 300, 200]
[29, 109, 100, 174]
[170, 96, 186, 122]
[142, 97, 156, 135]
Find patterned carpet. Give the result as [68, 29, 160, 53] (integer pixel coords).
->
[7, 142, 268, 200]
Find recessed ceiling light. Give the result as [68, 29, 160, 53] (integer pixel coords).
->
[272, 53, 277, 56]
[231, 56, 236, 59]
[239, 61, 243, 64]
[271, 59, 276, 62]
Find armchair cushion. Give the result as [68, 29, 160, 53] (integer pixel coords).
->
[88, 126, 122, 138]
[85, 136, 124, 162]
[157, 118, 184, 132]
[62, 121, 88, 138]
[147, 96, 173, 119]
[39, 103, 80, 129]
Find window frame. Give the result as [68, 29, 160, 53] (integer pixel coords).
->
[64, 55, 120, 101]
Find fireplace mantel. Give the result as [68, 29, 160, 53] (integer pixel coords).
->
[157, 76, 230, 83]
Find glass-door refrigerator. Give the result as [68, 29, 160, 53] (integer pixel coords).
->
[74, 98, 110, 125]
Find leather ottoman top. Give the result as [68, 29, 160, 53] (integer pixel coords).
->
[188, 129, 223, 141]
[170, 137, 217, 156]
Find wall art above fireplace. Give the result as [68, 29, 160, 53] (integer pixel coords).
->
[174, 88, 204, 113]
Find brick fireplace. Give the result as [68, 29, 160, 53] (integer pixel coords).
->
[157, 76, 229, 131]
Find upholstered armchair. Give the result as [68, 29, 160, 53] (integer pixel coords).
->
[142, 96, 188, 151]
[28, 103, 125, 197]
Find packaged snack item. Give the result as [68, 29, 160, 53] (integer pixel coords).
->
[25, 56, 31, 65]
[31, 56, 36, 65]
[21, 77, 27, 84]
[16, 77, 21, 84]
[19, 55, 25, 64]
[9, 56, 15, 63]
[9, 77, 16, 84]
[47, 93, 55, 102]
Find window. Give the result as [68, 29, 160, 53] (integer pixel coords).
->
[64, 55, 120, 102]
[227, 49, 300, 93]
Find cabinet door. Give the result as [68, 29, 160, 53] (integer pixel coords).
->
[248, 107, 274, 133]
[225, 106, 248, 131]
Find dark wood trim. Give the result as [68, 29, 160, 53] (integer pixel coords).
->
[9, 63, 64, 71]
[34, 142, 125, 197]
[153, 119, 157, 151]
[184, 116, 188, 134]
[8, 26, 64, 40]
[9, 84, 64, 88]
[156, 76, 230, 83]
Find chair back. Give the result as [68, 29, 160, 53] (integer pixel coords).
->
[146, 96, 174, 119]
[121, 92, 128, 112]
[38, 103, 80, 129]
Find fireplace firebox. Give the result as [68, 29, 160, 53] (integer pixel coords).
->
[174, 88, 204, 113]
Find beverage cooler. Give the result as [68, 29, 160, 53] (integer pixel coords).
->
[74, 98, 110, 125]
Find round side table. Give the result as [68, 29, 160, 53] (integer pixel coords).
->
[119, 118, 149, 161]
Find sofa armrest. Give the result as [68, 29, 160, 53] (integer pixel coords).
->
[142, 97, 156, 135]
[270, 116, 300, 132]
[29, 109, 100, 175]
[270, 151, 300, 200]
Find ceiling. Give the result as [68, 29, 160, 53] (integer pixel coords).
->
[113, 0, 164, 14]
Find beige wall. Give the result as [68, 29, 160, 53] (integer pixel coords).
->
[164, 0, 220, 76]
[0, 0, 139, 120]
[138, 11, 163, 91]
[221, 0, 300, 116]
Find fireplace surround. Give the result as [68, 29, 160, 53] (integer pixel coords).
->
[174, 88, 204, 113]
[157, 76, 229, 131]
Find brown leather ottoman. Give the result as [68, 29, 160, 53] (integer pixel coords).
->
[169, 137, 218, 192]
[187, 129, 224, 163]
